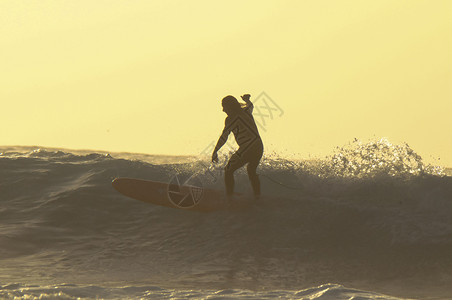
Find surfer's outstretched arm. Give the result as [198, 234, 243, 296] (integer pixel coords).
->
[212, 120, 231, 163]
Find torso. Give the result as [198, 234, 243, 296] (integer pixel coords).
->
[226, 109, 262, 152]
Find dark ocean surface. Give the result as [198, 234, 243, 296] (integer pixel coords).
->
[1, 141, 451, 299]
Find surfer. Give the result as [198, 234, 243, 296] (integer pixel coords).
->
[212, 94, 264, 200]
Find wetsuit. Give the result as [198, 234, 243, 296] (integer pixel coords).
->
[220, 103, 263, 197]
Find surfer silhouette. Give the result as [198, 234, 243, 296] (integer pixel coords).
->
[212, 94, 264, 200]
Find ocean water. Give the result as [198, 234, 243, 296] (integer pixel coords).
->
[1, 140, 451, 299]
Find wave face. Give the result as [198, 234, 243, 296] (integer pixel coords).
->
[0, 142, 451, 299]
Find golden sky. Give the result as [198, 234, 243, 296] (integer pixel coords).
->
[1, 1, 451, 166]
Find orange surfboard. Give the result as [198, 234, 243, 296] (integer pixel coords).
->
[112, 177, 253, 212]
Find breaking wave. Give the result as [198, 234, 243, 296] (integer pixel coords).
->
[0, 140, 451, 299]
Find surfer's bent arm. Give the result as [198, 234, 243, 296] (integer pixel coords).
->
[241, 94, 253, 114]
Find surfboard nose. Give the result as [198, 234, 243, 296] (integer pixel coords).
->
[112, 178, 120, 190]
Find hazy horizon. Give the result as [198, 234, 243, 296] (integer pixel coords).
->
[1, 1, 451, 166]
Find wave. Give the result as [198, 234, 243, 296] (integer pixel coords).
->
[0, 141, 451, 298]
[0, 283, 407, 300]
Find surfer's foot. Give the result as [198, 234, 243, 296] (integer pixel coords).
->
[254, 194, 261, 201]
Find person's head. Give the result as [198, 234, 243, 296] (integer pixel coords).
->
[221, 95, 241, 115]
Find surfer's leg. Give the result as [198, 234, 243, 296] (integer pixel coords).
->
[246, 142, 263, 199]
[224, 153, 246, 197]
[247, 161, 260, 199]
[224, 169, 234, 197]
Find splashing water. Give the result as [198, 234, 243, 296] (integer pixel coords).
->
[315, 138, 445, 178]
